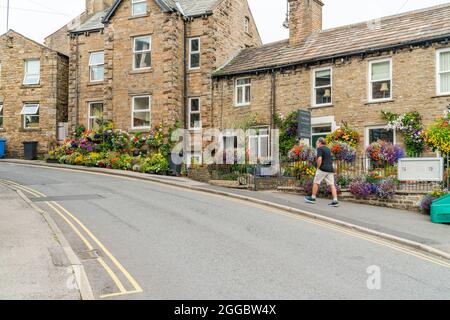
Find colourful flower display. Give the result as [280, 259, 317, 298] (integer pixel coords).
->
[423, 111, 450, 155]
[326, 122, 360, 148]
[288, 144, 317, 163]
[366, 141, 405, 167]
[330, 142, 356, 163]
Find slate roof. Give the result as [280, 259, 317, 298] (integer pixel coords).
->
[103, 0, 221, 22]
[71, 0, 222, 34]
[215, 3, 450, 77]
[71, 9, 110, 33]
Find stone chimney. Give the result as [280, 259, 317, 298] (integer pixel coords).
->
[288, 0, 324, 46]
[86, 0, 114, 15]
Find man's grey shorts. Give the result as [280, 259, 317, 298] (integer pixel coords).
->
[314, 169, 335, 186]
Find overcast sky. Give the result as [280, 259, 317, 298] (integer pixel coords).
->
[1, 0, 449, 44]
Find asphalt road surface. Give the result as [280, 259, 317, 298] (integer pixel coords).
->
[1, 163, 450, 300]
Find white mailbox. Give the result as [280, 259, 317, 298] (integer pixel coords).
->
[398, 158, 444, 182]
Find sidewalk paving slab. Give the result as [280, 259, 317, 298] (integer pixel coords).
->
[0, 184, 80, 300]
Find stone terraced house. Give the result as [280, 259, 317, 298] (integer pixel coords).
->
[0, 30, 69, 157]
[212, 0, 450, 159]
[44, 0, 261, 165]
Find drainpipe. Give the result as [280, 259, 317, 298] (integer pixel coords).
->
[183, 18, 188, 130]
[270, 70, 277, 130]
[75, 34, 80, 131]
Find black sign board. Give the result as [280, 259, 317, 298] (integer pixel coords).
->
[297, 110, 312, 140]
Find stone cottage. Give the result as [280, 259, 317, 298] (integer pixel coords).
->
[0, 30, 69, 157]
[44, 0, 261, 164]
[212, 0, 450, 159]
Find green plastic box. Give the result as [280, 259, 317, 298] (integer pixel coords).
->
[431, 193, 450, 224]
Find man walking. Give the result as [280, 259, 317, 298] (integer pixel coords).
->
[305, 138, 339, 207]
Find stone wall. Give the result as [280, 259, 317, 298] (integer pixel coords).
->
[68, 0, 261, 137]
[278, 186, 425, 211]
[212, 43, 450, 154]
[0, 31, 69, 158]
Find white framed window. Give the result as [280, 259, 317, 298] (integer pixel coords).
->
[312, 67, 332, 106]
[88, 102, 103, 130]
[188, 97, 201, 130]
[249, 127, 270, 162]
[311, 124, 332, 146]
[365, 125, 396, 147]
[133, 36, 151, 70]
[89, 51, 104, 82]
[235, 78, 251, 107]
[437, 48, 450, 95]
[21, 103, 40, 129]
[189, 38, 200, 70]
[132, 95, 151, 129]
[0, 103, 3, 129]
[131, 0, 147, 16]
[23, 59, 40, 85]
[369, 58, 392, 102]
[244, 16, 250, 33]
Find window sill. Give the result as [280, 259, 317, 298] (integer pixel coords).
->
[19, 128, 41, 133]
[365, 99, 394, 105]
[128, 13, 150, 20]
[129, 69, 153, 75]
[21, 84, 42, 89]
[309, 104, 334, 109]
[129, 128, 151, 133]
[187, 69, 202, 74]
[431, 94, 450, 98]
[87, 81, 105, 87]
[235, 104, 251, 108]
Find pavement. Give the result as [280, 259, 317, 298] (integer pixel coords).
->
[0, 161, 450, 300]
[0, 184, 80, 300]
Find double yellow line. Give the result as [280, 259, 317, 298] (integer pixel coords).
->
[0, 179, 143, 299]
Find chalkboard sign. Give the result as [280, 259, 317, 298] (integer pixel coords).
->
[297, 110, 312, 140]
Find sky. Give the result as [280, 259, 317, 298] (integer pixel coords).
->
[0, 0, 449, 44]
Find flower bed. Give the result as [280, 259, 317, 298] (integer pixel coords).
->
[49, 123, 180, 175]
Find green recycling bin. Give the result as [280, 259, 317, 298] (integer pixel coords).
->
[430, 193, 450, 224]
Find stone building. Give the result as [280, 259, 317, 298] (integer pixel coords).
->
[44, 0, 261, 164]
[212, 0, 450, 159]
[0, 30, 69, 158]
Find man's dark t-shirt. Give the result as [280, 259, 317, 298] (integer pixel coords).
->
[317, 146, 334, 173]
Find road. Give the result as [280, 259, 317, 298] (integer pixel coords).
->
[1, 162, 450, 300]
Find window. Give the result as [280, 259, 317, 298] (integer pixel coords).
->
[311, 124, 332, 146]
[369, 59, 392, 102]
[366, 126, 395, 146]
[23, 59, 40, 85]
[0, 103, 3, 129]
[313, 68, 332, 106]
[437, 48, 450, 95]
[235, 78, 251, 106]
[21, 104, 39, 129]
[188, 98, 201, 130]
[131, 0, 147, 16]
[89, 51, 104, 82]
[88, 102, 103, 130]
[244, 16, 250, 33]
[133, 36, 151, 70]
[132, 96, 151, 129]
[189, 38, 200, 70]
[249, 127, 270, 162]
